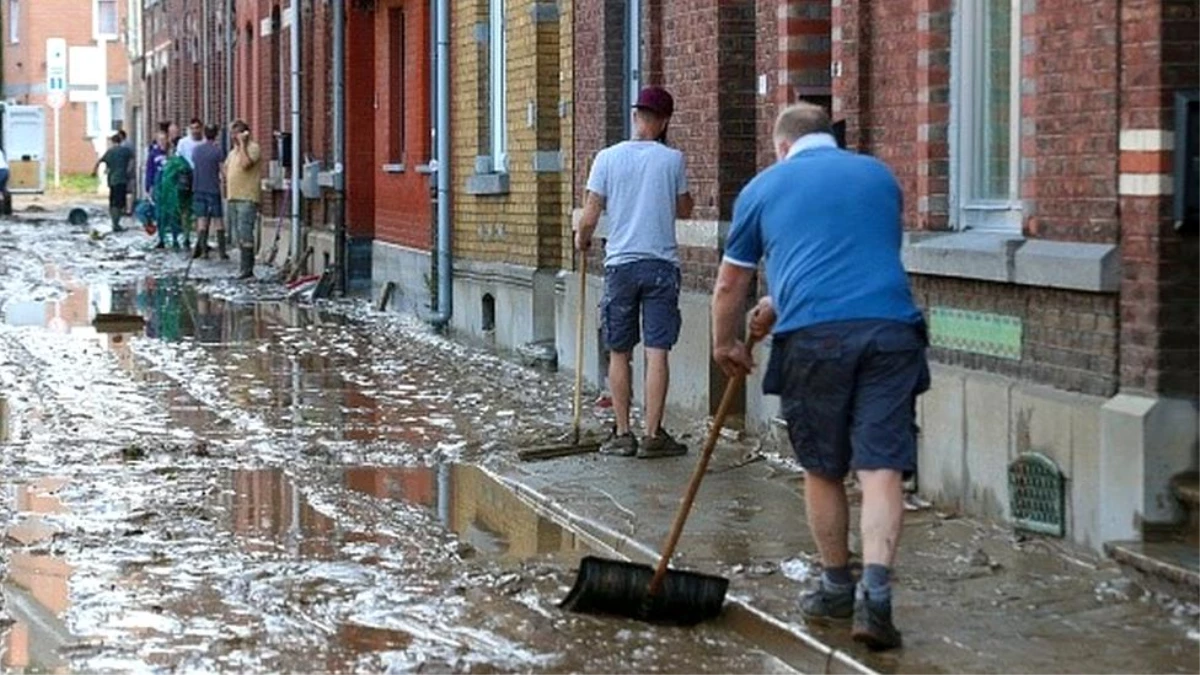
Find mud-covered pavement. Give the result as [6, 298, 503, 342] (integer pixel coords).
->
[0, 205, 795, 673]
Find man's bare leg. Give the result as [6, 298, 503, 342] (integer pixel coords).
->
[805, 471, 851, 568]
[609, 350, 633, 436]
[853, 468, 905, 649]
[644, 347, 669, 436]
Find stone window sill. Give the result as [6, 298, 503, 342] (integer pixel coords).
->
[382, 163, 405, 174]
[466, 172, 510, 196]
[902, 231, 1120, 293]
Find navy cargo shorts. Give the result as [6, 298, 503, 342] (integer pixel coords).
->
[601, 259, 682, 352]
[765, 319, 930, 479]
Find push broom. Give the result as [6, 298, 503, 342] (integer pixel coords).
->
[559, 333, 763, 624]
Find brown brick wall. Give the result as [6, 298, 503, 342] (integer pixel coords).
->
[912, 276, 1120, 398]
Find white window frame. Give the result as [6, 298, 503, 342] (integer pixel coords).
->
[85, 101, 102, 139]
[110, 95, 125, 132]
[622, 0, 642, 138]
[94, 0, 119, 40]
[951, 0, 1022, 232]
[8, 0, 18, 44]
[488, 0, 507, 173]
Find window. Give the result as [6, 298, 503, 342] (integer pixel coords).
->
[953, 0, 1021, 231]
[110, 95, 125, 132]
[95, 0, 118, 39]
[388, 8, 406, 165]
[85, 101, 102, 138]
[488, 0, 507, 173]
[622, 0, 642, 137]
[8, 0, 18, 44]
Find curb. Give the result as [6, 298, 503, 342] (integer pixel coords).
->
[485, 464, 878, 675]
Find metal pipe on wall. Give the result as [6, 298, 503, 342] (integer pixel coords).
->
[290, 0, 303, 263]
[224, 0, 234, 146]
[201, 0, 211, 121]
[431, 0, 452, 326]
[332, 0, 346, 294]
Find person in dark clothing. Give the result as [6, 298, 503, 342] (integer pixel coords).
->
[146, 130, 169, 247]
[93, 134, 135, 233]
[190, 124, 228, 260]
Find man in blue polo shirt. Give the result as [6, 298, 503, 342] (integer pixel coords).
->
[711, 102, 928, 651]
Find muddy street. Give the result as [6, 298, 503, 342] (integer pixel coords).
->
[0, 208, 794, 673]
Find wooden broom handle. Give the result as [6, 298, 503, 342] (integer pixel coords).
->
[648, 334, 763, 596]
[571, 254, 588, 444]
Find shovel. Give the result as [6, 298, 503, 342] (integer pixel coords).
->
[517, 254, 602, 461]
[559, 334, 762, 624]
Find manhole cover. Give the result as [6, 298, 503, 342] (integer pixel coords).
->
[1009, 452, 1065, 537]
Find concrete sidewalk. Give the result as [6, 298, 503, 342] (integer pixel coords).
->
[493, 441, 1198, 674]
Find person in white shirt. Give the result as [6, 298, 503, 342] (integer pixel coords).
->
[176, 117, 204, 168]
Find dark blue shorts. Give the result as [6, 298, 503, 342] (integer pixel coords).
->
[192, 191, 223, 219]
[601, 259, 682, 352]
[765, 320, 930, 479]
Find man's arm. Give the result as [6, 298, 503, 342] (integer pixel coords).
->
[676, 192, 694, 220]
[712, 262, 756, 376]
[575, 191, 605, 251]
[238, 142, 260, 171]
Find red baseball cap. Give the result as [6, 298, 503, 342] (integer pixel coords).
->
[633, 86, 675, 117]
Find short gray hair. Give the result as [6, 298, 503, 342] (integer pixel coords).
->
[773, 102, 833, 142]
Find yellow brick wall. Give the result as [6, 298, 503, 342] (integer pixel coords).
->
[452, 0, 567, 270]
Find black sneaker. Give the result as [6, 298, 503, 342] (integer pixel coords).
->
[637, 429, 687, 459]
[799, 581, 854, 623]
[599, 431, 638, 457]
[852, 585, 903, 650]
[154, 241, 166, 250]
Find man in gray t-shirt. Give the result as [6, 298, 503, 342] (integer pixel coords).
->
[190, 124, 229, 261]
[575, 86, 694, 459]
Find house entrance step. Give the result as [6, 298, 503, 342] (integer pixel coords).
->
[1105, 540, 1200, 602]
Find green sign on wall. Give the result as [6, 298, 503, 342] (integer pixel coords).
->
[929, 307, 1023, 360]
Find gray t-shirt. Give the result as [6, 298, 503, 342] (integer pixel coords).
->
[586, 140, 689, 267]
[191, 142, 226, 195]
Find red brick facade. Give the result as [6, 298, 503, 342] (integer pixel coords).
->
[2, 0, 131, 174]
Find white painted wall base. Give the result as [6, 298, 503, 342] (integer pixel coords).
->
[452, 259, 557, 352]
[372, 241, 432, 316]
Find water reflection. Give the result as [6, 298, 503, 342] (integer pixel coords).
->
[2, 478, 73, 673]
[346, 464, 588, 561]
[224, 465, 588, 563]
[224, 469, 339, 559]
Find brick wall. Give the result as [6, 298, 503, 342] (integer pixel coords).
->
[2, 0, 131, 174]
[1116, 0, 1200, 399]
[370, 0, 433, 251]
[827, 1, 1112, 397]
[451, 0, 564, 270]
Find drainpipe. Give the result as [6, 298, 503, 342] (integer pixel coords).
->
[430, 0, 452, 328]
[224, 0, 233, 143]
[201, 0, 210, 121]
[332, 0, 347, 295]
[289, 0, 303, 263]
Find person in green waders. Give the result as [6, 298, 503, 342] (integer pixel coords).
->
[153, 139, 194, 251]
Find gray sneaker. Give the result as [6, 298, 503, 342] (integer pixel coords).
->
[599, 431, 638, 457]
[799, 581, 855, 623]
[637, 429, 688, 459]
[851, 586, 903, 650]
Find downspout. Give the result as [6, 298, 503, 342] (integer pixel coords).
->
[224, 0, 233, 144]
[430, 0, 452, 327]
[332, 0, 347, 295]
[289, 0, 303, 263]
[201, 0, 210, 121]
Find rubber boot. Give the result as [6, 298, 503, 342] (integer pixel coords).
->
[217, 230, 230, 260]
[110, 208, 125, 233]
[192, 230, 209, 259]
[238, 248, 255, 280]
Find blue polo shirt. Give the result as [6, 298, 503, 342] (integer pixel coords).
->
[724, 133, 921, 334]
